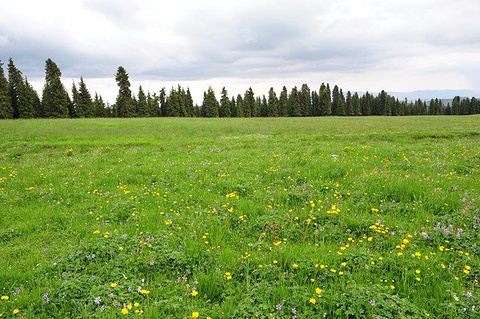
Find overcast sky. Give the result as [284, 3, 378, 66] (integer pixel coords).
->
[2, 0, 480, 104]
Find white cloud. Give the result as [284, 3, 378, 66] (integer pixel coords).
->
[2, 0, 480, 103]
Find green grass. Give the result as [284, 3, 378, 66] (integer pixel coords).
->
[0, 116, 479, 318]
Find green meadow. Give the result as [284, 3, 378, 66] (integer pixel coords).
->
[0, 116, 479, 318]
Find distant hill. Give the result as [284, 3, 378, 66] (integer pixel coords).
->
[388, 90, 480, 102]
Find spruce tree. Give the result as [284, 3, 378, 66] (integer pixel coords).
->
[288, 86, 301, 116]
[299, 84, 311, 116]
[319, 87, 331, 116]
[219, 87, 231, 117]
[177, 85, 187, 117]
[41, 59, 70, 118]
[331, 85, 340, 116]
[279, 86, 288, 116]
[159, 88, 167, 117]
[24, 79, 42, 118]
[259, 95, 268, 117]
[203, 86, 219, 117]
[136, 85, 148, 117]
[346, 91, 353, 116]
[185, 88, 195, 117]
[0, 60, 13, 119]
[267, 87, 279, 117]
[230, 96, 237, 117]
[451, 96, 460, 115]
[8, 58, 35, 118]
[93, 93, 106, 117]
[71, 82, 80, 117]
[378, 90, 390, 116]
[115, 66, 136, 117]
[243, 88, 255, 117]
[311, 90, 320, 116]
[78, 77, 94, 117]
[166, 87, 179, 117]
[352, 92, 361, 116]
[236, 94, 244, 117]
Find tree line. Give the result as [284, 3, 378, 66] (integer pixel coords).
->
[1, 58, 479, 119]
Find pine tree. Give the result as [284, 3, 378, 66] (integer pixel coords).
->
[378, 90, 390, 116]
[279, 86, 288, 116]
[346, 91, 353, 116]
[185, 88, 195, 117]
[93, 93, 106, 117]
[177, 85, 187, 117]
[361, 92, 372, 116]
[299, 84, 311, 116]
[352, 92, 361, 116]
[42, 58, 70, 118]
[451, 96, 460, 115]
[236, 94, 244, 117]
[260, 95, 268, 117]
[159, 88, 167, 117]
[71, 82, 80, 117]
[311, 90, 320, 116]
[230, 96, 237, 117]
[203, 86, 219, 117]
[136, 85, 148, 117]
[339, 89, 346, 116]
[219, 87, 231, 117]
[115, 66, 136, 117]
[8, 59, 35, 118]
[267, 87, 279, 117]
[331, 85, 341, 116]
[166, 87, 179, 117]
[0, 60, 13, 119]
[243, 88, 255, 117]
[288, 86, 301, 116]
[24, 79, 42, 118]
[78, 77, 94, 117]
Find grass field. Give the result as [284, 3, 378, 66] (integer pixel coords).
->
[0, 116, 479, 318]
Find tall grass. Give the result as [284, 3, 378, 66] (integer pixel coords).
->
[0, 116, 479, 318]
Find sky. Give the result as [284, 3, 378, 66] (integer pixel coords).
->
[1, 0, 480, 104]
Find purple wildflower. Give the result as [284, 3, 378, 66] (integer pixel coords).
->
[13, 287, 21, 295]
[369, 300, 376, 307]
[100, 305, 106, 312]
[455, 228, 464, 237]
[94, 296, 101, 304]
[467, 291, 473, 298]
[43, 292, 50, 304]
[276, 304, 282, 311]
[148, 260, 155, 266]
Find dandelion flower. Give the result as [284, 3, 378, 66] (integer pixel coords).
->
[315, 288, 323, 295]
[192, 311, 200, 318]
[0, 296, 8, 301]
[13, 309, 19, 315]
[191, 290, 199, 297]
[110, 283, 118, 288]
[309, 297, 316, 304]
[140, 289, 150, 295]
[121, 308, 128, 315]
